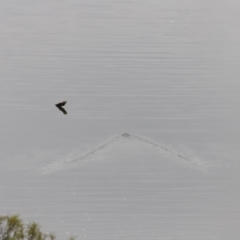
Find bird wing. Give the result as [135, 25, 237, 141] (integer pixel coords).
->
[60, 101, 67, 106]
[59, 106, 67, 115]
[56, 101, 67, 107]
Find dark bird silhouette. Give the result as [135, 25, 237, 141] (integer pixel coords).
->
[55, 101, 67, 115]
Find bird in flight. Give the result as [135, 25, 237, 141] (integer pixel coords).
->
[55, 101, 67, 115]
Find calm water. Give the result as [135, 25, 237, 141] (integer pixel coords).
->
[0, 0, 240, 239]
[0, 0, 240, 149]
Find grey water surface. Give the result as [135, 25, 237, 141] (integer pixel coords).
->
[0, 0, 240, 239]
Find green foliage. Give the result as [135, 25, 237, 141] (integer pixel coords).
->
[0, 215, 24, 240]
[68, 237, 76, 240]
[0, 215, 75, 240]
